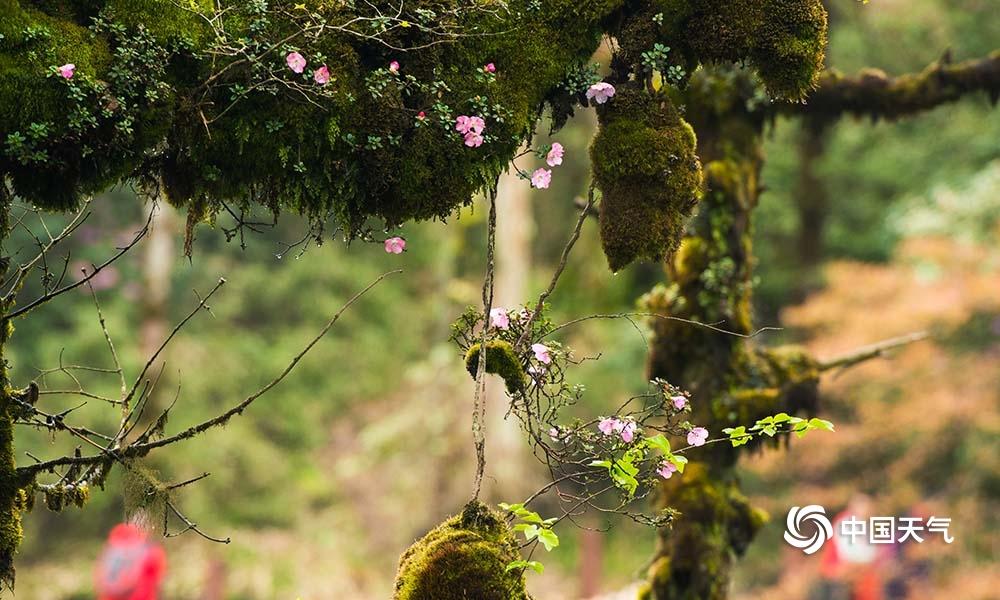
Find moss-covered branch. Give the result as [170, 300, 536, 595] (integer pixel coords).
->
[795, 50, 1000, 121]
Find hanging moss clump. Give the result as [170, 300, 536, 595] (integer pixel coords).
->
[633, 0, 827, 101]
[751, 0, 829, 100]
[464, 340, 527, 394]
[394, 501, 528, 600]
[590, 84, 702, 272]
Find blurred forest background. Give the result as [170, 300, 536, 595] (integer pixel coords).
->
[12, 1, 998, 598]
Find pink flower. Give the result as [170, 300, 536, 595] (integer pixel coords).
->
[313, 65, 330, 85]
[548, 427, 560, 441]
[586, 82, 616, 104]
[456, 115, 485, 135]
[531, 343, 552, 364]
[484, 63, 496, 73]
[530, 168, 552, 189]
[598, 417, 618, 436]
[464, 132, 484, 148]
[687, 427, 709, 447]
[286, 52, 306, 74]
[389, 60, 400, 74]
[384, 237, 406, 254]
[671, 395, 687, 410]
[58, 63, 75, 79]
[656, 462, 678, 480]
[546, 143, 564, 167]
[489, 307, 510, 330]
[416, 111, 426, 120]
[619, 420, 638, 443]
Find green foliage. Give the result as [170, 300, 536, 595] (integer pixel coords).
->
[722, 412, 834, 447]
[1, 1, 622, 235]
[393, 501, 528, 600]
[499, 502, 559, 552]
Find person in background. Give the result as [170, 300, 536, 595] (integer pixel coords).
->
[95, 523, 167, 600]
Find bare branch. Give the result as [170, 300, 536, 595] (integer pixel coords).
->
[818, 331, 929, 372]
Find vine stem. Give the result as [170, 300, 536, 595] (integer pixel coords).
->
[514, 185, 596, 352]
[472, 188, 498, 501]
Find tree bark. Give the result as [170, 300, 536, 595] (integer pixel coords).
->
[791, 119, 831, 303]
[639, 68, 821, 600]
[794, 51, 1000, 121]
[0, 187, 24, 590]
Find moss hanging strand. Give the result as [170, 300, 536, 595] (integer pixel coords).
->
[394, 501, 528, 600]
[591, 84, 702, 271]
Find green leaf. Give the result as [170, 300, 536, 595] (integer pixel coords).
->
[723, 425, 751, 447]
[506, 560, 544, 574]
[536, 528, 560, 551]
[667, 453, 688, 473]
[519, 524, 540, 543]
[644, 434, 672, 455]
[808, 417, 835, 431]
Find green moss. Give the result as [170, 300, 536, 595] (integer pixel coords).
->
[0, 397, 21, 591]
[1, 1, 623, 236]
[636, 0, 826, 101]
[590, 84, 703, 271]
[650, 463, 767, 599]
[465, 340, 527, 394]
[394, 501, 528, 600]
[751, 0, 828, 100]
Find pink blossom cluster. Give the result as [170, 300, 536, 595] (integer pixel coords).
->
[687, 427, 709, 447]
[656, 461, 678, 479]
[286, 52, 334, 86]
[531, 343, 552, 364]
[529, 143, 565, 190]
[455, 115, 486, 147]
[384, 237, 406, 254]
[598, 417, 639, 443]
[586, 82, 616, 104]
[489, 306, 536, 330]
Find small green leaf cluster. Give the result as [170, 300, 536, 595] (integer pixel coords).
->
[640, 43, 685, 85]
[722, 413, 834, 447]
[499, 503, 560, 552]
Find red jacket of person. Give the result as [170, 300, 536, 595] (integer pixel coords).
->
[95, 524, 167, 600]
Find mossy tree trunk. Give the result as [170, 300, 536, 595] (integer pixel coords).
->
[638, 68, 821, 600]
[0, 189, 24, 590]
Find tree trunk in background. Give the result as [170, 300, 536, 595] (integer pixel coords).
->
[792, 120, 830, 303]
[135, 201, 177, 422]
[579, 526, 603, 598]
[639, 68, 822, 600]
[484, 167, 536, 501]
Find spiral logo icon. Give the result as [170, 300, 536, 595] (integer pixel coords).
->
[784, 505, 833, 555]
